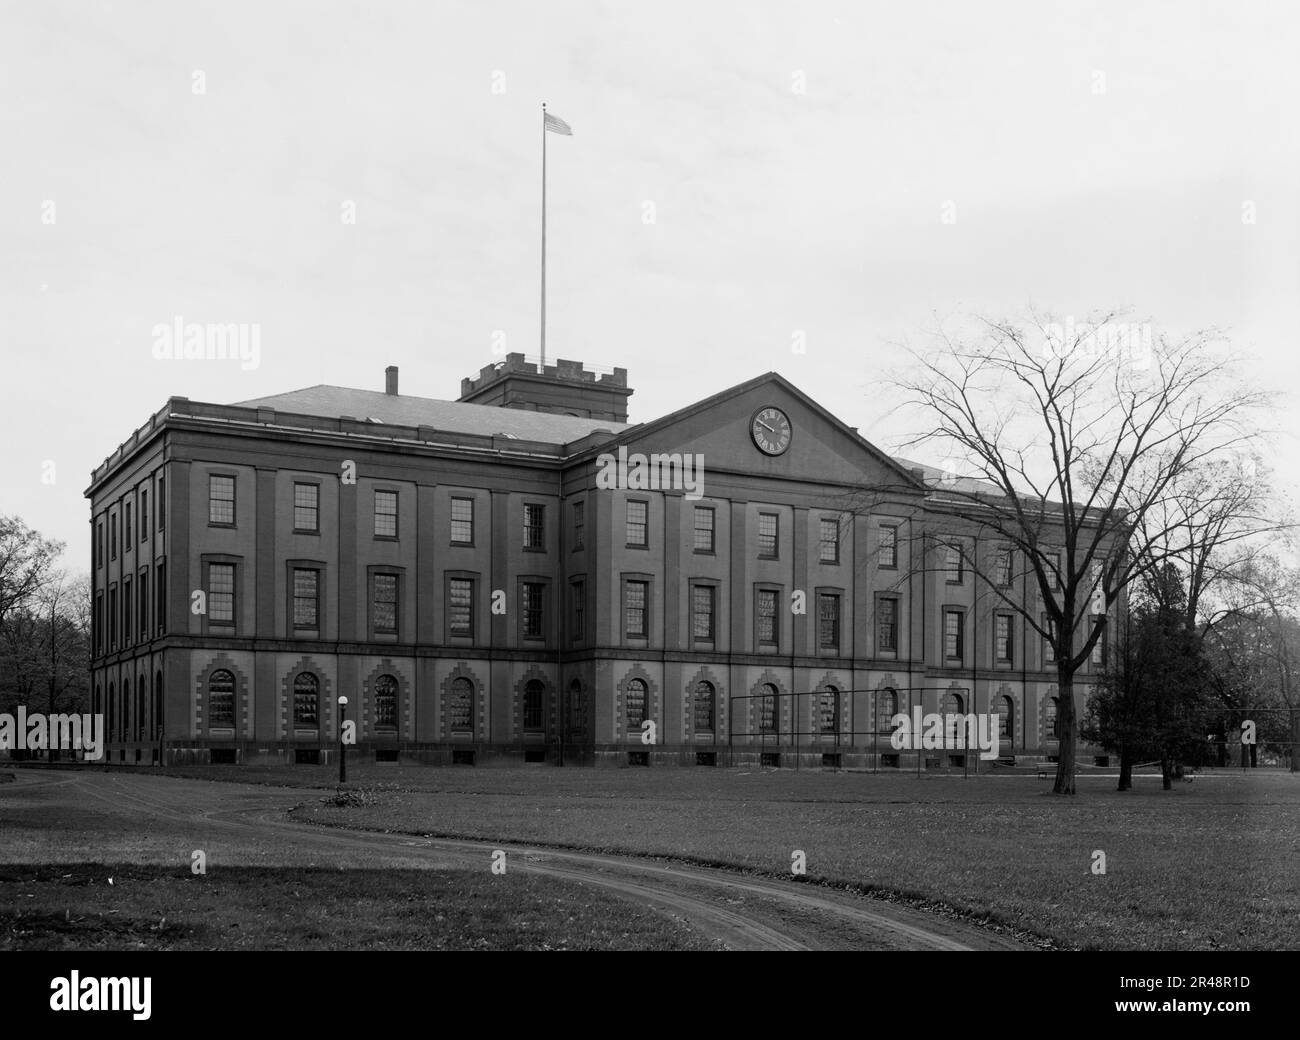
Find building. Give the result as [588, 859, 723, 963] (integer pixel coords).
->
[86, 355, 1112, 767]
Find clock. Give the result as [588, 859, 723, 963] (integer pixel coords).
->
[750, 406, 792, 456]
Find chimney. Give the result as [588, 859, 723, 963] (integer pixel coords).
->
[385, 366, 398, 395]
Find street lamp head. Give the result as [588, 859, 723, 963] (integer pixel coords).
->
[338, 696, 349, 706]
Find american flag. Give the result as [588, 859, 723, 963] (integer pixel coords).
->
[544, 111, 573, 136]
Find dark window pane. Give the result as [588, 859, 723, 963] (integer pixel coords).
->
[692, 585, 714, 639]
[693, 508, 714, 552]
[524, 504, 545, 549]
[625, 580, 647, 637]
[523, 582, 544, 638]
[209, 475, 235, 525]
[759, 683, 777, 733]
[294, 483, 319, 532]
[524, 680, 544, 730]
[693, 681, 715, 732]
[373, 573, 398, 633]
[451, 497, 473, 543]
[449, 579, 473, 635]
[626, 500, 647, 546]
[293, 673, 318, 726]
[374, 674, 398, 728]
[450, 677, 474, 731]
[209, 670, 235, 727]
[374, 490, 398, 537]
[293, 568, 318, 628]
[757, 589, 777, 644]
[819, 518, 838, 563]
[626, 679, 647, 728]
[209, 564, 234, 623]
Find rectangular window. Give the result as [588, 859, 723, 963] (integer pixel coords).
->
[692, 585, 715, 640]
[125, 503, 132, 546]
[96, 523, 103, 569]
[625, 580, 648, 637]
[156, 563, 166, 635]
[819, 518, 840, 564]
[209, 563, 234, 624]
[294, 482, 319, 532]
[449, 578, 473, 636]
[450, 497, 474, 544]
[1091, 616, 1106, 666]
[944, 610, 964, 660]
[524, 504, 545, 550]
[626, 500, 648, 547]
[995, 613, 1013, 662]
[140, 490, 148, 540]
[122, 578, 132, 644]
[879, 525, 898, 568]
[817, 593, 840, 650]
[758, 512, 778, 558]
[373, 574, 398, 634]
[374, 490, 398, 538]
[293, 568, 319, 629]
[158, 476, 165, 531]
[995, 547, 1013, 587]
[1044, 614, 1057, 664]
[572, 500, 584, 550]
[570, 580, 585, 641]
[110, 513, 117, 559]
[209, 475, 235, 525]
[109, 586, 117, 647]
[693, 507, 715, 553]
[757, 588, 778, 647]
[945, 543, 963, 583]
[138, 569, 149, 636]
[877, 597, 898, 653]
[522, 582, 544, 639]
[95, 593, 104, 654]
[1048, 550, 1061, 590]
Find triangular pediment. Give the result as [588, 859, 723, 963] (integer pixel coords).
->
[581, 373, 923, 498]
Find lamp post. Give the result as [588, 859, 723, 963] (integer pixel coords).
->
[338, 695, 348, 785]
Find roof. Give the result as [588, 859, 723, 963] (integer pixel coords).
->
[894, 457, 1006, 496]
[234, 385, 632, 444]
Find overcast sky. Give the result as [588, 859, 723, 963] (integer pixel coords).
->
[4, 0, 1298, 568]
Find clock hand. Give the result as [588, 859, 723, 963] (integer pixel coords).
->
[757, 420, 775, 433]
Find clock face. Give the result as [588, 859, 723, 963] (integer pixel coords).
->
[751, 406, 792, 456]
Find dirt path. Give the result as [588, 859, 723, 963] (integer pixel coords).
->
[7, 770, 1027, 951]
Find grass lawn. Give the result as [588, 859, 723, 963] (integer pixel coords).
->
[244, 764, 1300, 951]
[0, 863, 715, 951]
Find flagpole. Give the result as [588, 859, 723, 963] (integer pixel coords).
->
[540, 102, 547, 369]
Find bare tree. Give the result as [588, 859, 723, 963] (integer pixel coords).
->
[0, 515, 63, 629]
[885, 311, 1268, 794]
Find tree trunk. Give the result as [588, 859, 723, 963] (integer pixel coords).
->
[1161, 754, 1172, 791]
[1052, 666, 1075, 795]
[1117, 746, 1133, 791]
[1292, 712, 1300, 773]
